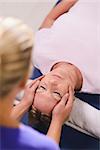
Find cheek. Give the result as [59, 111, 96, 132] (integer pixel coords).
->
[33, 94, 57, 115]
[59, 83, 69, 94]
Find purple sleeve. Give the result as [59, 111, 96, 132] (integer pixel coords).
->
[20, 124, 60, 150]
[1, 124, 60, 150]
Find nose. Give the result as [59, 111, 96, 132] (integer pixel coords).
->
[39, 90, 53, 102]
[45, 90, 52, 97]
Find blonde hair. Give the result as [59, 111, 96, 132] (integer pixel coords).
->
[0, 17, 33, 98]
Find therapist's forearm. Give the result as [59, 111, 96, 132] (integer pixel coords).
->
[47, 118, 62, 144]
[11, 100, 30, 121]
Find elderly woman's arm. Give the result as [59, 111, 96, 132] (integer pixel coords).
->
[40, 0, 78, 29]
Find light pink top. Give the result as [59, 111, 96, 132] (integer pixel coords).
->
[33, 0, 100, 94]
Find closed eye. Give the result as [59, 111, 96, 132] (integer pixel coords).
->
[40, 86, 45, 89]
[53, 92, 62, 98]
[40, 86, 46, 90]
[36, 85, 46, 92]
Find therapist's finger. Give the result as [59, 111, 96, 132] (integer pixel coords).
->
[59, 93, 69, 106]
[32, 75, 44, 82]
[26, 80, 37, 88]
[31, 80, 40, 92]
[27, 75, 44, 88]
[36, 75, 44, 81]
[65, 86, 74, 109]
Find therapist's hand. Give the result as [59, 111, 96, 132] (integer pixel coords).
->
[47, 87, 74, 144]
[21, 80, 40, 107]
[11, 79, 40, 121]
[52, 87, 74, 125]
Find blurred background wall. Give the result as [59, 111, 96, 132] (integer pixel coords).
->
[0, 0, 57, 32]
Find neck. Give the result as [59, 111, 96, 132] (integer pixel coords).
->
[52, 62, 83, 91]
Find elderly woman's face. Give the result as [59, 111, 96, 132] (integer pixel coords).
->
[33, 70, 69, 115]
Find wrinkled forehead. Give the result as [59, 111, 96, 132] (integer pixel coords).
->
[37, 79, 68, 97]
[39, 73, 66, 85]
